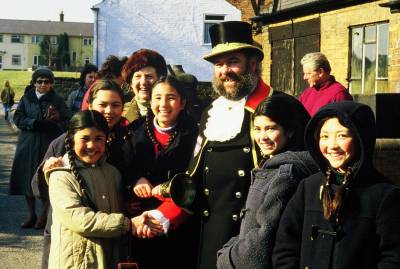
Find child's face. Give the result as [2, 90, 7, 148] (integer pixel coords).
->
[319, 117, 355, 173]
[253, 115, 289, 157]
[74, 127, 106, 164]
[88, 89, 123, 128]
[151, 82, 185, 128]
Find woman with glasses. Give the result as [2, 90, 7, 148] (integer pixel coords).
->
[9, 67, 70, 229]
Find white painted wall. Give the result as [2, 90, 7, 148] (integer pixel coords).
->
[92, 0, 241, 81]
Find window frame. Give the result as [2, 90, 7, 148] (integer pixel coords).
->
[348, 21, 389, 94]
[11, 34, 24, 43]
[50, 36, 58, 45]
[12, 55, 21, 66]
[31, 35, 43, 44]
[203, 14, 225, 45]
[83, 38, 92, 46]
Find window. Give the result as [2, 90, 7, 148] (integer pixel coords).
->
[12, 55, 21, 65]
[72, 51, 77, 62]
[349, 22, 389, 94]
[0, 55, 2, 69]
[32, 35, 43, 44]
[203, 15, 225, 44]
[33, 55, 39, 66]
[0, 35, 3, 43]
[83, 38, 92, 46]
[84, 56, 90, 64]
[50, 36, 58, 45]
[11, 35, 24, 43]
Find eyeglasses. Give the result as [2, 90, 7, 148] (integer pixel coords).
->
[36, 79, 51, 85]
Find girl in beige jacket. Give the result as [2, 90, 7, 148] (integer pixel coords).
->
[47, 110, 162, 269]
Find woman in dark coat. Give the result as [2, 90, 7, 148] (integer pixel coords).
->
[217, 94, 319, 269]
[122, 75, 199, 269]
[9, 67, 70, 228]
[273, 101, 400, 269]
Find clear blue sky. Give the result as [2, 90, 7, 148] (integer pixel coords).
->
[0, 0, 100, 23]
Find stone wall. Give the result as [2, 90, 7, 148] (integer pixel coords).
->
[256, 0, 400, 92]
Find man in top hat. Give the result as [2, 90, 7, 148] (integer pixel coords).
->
[184, 21, 274, 269]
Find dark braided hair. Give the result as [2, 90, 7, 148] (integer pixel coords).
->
[315, 116, 358, 228]
[64, 110, 109, 210]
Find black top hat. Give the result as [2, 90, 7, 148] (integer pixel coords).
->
[203, 21, 264, 62]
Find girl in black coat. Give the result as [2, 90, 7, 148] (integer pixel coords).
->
[273, 101, 400, 269]
[122, 75, 199, 269]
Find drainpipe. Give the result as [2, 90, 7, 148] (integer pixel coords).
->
[91, 7, 99, 66]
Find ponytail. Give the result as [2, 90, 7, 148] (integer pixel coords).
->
[321, 167, 353, 228]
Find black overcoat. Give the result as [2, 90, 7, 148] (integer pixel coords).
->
[122, 114, 199, 269]
[187, 107, 259, 269]
[9, 88, 69, 196]
[273, 101, 400, 269]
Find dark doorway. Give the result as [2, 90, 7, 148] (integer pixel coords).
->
[269, 18, 320, 96]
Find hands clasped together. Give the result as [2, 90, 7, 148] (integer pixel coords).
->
[130, 211, 164, 238]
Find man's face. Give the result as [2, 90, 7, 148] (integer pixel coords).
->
[85, 71, 97, 89]
[212, 52, 258, 100]
[130, 66, 158, 103]
[302, 64, 324, 88]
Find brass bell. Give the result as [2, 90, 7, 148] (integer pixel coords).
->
[159, 173, 197, 213]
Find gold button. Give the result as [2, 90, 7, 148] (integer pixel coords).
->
[203, 210, 209, 217]
[204, 167, 209, 174]
[243, 147, 250, 153]
[232, 214, 238, 221]
[238, 170, 245, 177]
[235, 192, 242, 198]
[204, 188, 209, 196]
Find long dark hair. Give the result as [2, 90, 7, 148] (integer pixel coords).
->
[315, 116, 357, 226]
[64, 110, 109, 210]
[254, 94, 310, 153]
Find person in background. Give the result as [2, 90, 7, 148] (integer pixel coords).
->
[186, 21, 275, 269]
[67, 63, 98, 114]
[121, 49, 168, 122]
[217, 94, 318, 269]
[1, 80, 15, 120]
[298, 52, 352, 116]
[46, 110, 163, 269]
[122, 75, 198, 268]
[273, 101, 400, 269]
[81, 55, 129, 110]
[9, 67, 70, 229]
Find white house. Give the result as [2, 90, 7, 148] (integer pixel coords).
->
[91, 0, 241, 81]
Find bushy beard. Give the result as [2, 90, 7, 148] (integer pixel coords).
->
[212, 67, 258, 101]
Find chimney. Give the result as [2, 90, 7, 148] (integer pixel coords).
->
[60, 11, 64, 22]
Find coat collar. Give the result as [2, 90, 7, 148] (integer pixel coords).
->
[245, 78, 272, 112]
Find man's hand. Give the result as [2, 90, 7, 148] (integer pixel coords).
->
[131, 211, 164, 238]
[42, 156, 63, 173]
[133, 177, 153, 198]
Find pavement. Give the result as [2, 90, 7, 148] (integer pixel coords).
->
[0, 106, 43, 268]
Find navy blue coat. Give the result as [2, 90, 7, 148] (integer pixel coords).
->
[273, 101, 400, 269]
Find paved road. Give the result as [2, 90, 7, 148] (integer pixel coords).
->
[0, 107, 42, 268]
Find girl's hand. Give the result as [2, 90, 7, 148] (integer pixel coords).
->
[42, 157, 64, 173]
[133, 177, 153, 198]
[151, 184, 163, 198]
[131, 212, 163, 238]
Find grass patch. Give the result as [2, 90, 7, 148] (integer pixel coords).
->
[0, 70, 80, 100]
